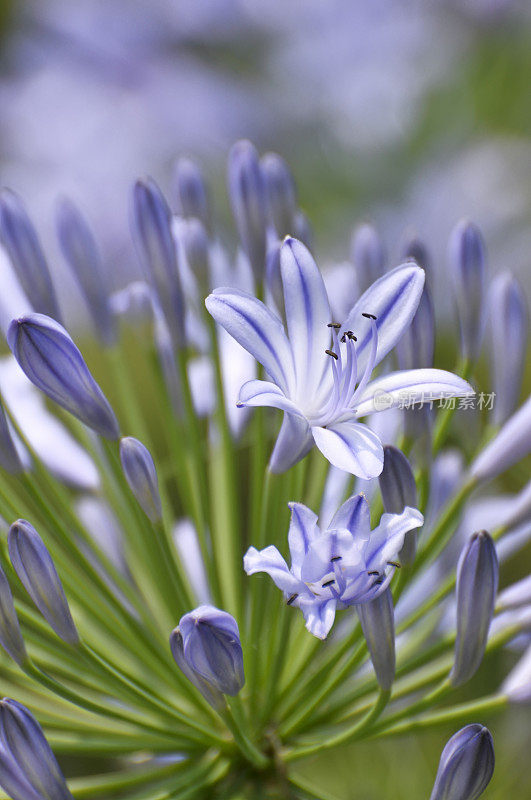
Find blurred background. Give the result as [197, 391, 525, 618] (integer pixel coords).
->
[0, 0, 530, 324]
[0, 1, 529, 797]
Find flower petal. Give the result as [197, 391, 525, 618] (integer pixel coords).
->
[329, 493, 371, 542]
[287, 502, 320, 578]
[299, 597, 337, 639]
[365, 506, 424, 571]
[355, 369, 475, 417]
[342, 263, 425, 374]
[243, 545, 303, 596]
[269, 413, 313, 473]
[280, 238, 331, 400]
[238, 380, 304, 417]
[312, 422, 384, 479]
[205, 288, 294, 394]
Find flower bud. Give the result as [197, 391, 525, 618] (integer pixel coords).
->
[173, 216, 210, 287]
[469, 394, 531, 484]
[0, 747, 42, 800]
[8, 520, 79, 644]
[449, 220, 486, 363]
[0, 399, 24, 474]
[450, 531, 498, 687]
[0, 698, 73, 799]
[350, 223, 385, 294]
[379, 446, 418, 565]
[488, 272, 528, 426]
[119, 436, 162, 522]
[7, 313, 119, 439]
[357, 588, 395, 690]
[131, 178, 185, 348]
[401, 233, 430, 272]
[265, 242, 284, 318]
[177, 605, 244, 696]
[261, 152, 297, 238]
[169, 627, 224, 710]
[172, 157, 210, 232]
[0, 565, 28, 666]
[56, 197, 115, 346]
[396, 284, 435, 370]
[227, 140, 268, 281]
[0, 189, 61, 322]
[429, 724, 494, 800]
[292, 210, 313, 250]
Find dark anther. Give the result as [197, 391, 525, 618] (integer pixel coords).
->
[287, 593, 298, 605]
[331, 556, 342, 562]
[340, 333, 347, 343]
[325, 349, 338, 360]
[387, 561, 401, 569]
[327, 322, 341, 329]
[371, 576, 384, 587]
[362, 312, 377, 320]
[346, 330, 357, 341]
[367, 570, 380, 576]
[322, 579, 335, 588]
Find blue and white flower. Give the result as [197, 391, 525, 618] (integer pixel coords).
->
[207, 237, 474, 477]
[244, 493, 423, 638]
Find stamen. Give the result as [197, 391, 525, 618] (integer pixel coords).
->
[327, 322, 341, 329]
[350, 318, 378, 406]
[325, 349, 338, 360]
[387, 561, 401, 568]
[331, 556, 342, 562]
[362, 312, 377, 320]
[368, 570, 380, 576]
[322, 579, 335, 588]
[346, 331, 357, 341]
[287, 593, 298, 605]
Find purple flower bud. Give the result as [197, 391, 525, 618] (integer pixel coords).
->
[132, 179, 185, 348]
[357, 588, 395, 690]
[8, 520, 79, 644]
[119, 437, 162, 522]
[169, 628, 224, 710]
[0, 698, 73, 799]
[172, 157, 210, 232]
[0, 566, 27, 666]
[265, 242, 284, 318]
[379, 446, 418, 564]
[227, 140, 268, 281]
[177, 605, 244, 696]
[56, 197, 115, 346]
[401, 233, 430, 272]
[469, 394, 531, 484]
[261, 152, 297, 238]
[350, 223, 385, 294]
[0, 400, 24, 474]
[450, 531, 498, 687]
[292, 210, 313, 251]
[7, 313, 119, 440]
[396, 284, 435, 370]
[0, 189, 61, 322]
[429, 724, 494, 800]
[0, 747, 42, 800]
[488, 272, 528, 426]
[449, 220, 486, 362]
[174, 217, 210, 287]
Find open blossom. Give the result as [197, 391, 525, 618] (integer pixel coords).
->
[207, 237, 473, 478]
[244, 493, 423, 638]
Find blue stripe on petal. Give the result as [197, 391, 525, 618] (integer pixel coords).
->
[342, 264, 425, 374]
[206, 288, 294, 394]
[280, 238, 331, 401]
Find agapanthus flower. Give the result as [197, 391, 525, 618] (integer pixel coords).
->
[244, 493, 423, 638]
[207, 237, 473, 477]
